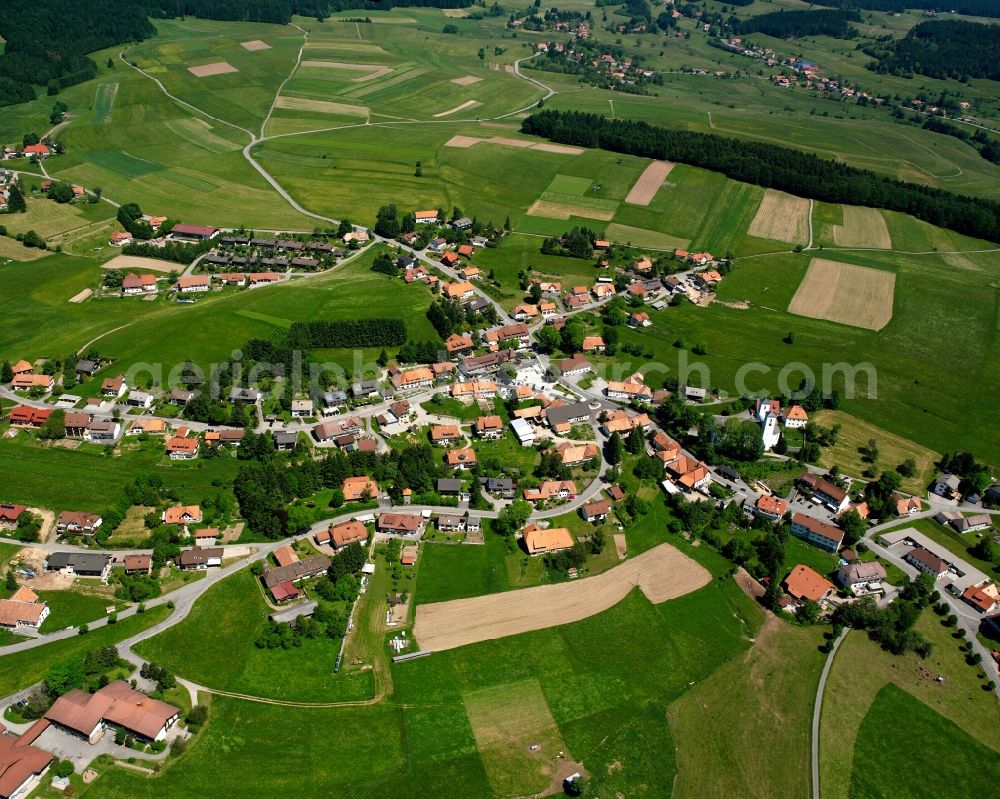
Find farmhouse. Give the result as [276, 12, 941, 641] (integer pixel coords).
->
[783, 564, 834, 603]
[546, 401, 590, 434]
[55, 511, 102, 536]
[391, 366, 434, 392]
[581, 335, 605, 353]
[445, 333, 474, 356]
[177, 547, 224, 570]
[523, 525, 574, 555]
[557, 441, 600, 467]
[949, 513, 992, 534]
[274, 545, 299, 568]
[270, 581, 304, 603]
[0, 731, 52, 799]
[483, 323, 530, 349]
[10, 360, 33, 377]
[122, 273, 157, 294]
[170, 223, 219, 241]
[377, 513, 424, 535]
[0, 587, 49, 632]
[442, 281, 475, 300]
[8, 406, 52, 428]
[175, 276, 210, 293]
[459, 349, 516, 378]
[45, 680, 180, 743]
[414, 210, 438, 224]
[601, 409, 650, 435]
[605, 378, 652, 402]
[450, 381, 496, 400]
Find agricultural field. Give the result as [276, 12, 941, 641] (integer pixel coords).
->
[832, 206, 893, 249]
[84, 577, 764, 799]
[747, 189, 811, 245]
[787, 258, 896, 331]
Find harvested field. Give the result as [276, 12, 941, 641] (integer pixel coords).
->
[533, 143, 584, 155]
[832, 205, 891, 249]
[300, 61, 392, 81]
[412, 543, 710, 652]
[433, 99, 482, 117]
[614, 533, 627, 560]
[441, 7, 470, 15]
[624, 159, 674, 205]
[788, 258, 895, 330]
[747, 189, 810, 244]
[274, 96, 368, 117]
[239, 40, 271, 51]
[0, 237, 48, 261]
[68, 289, 92, 304]
[102, 255, 181, 273]
[527, 200, 614, 221]
[443, 135, 582, 154]
[187, 62, 239, 78]
[451, 75, 482, 86]
[604, 222, 689, 251]
[464, 679, 573, 796]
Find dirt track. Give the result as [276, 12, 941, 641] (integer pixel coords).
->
[413, 543, 710, 652]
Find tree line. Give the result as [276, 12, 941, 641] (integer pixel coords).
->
[0, 0, 155, 106]
[815, 0, 1000, 18]
[286, 319, 407, 349]
[863, 20, 1000, 81]
[733, 8, 860, 39]
[520, 109, 1000, 243]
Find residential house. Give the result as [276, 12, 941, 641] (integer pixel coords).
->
[459, 349, 516, 378]
[905, 547, 949, 578]
[84, 418, 119, 442]
[342, 475, 379, 503]
[436, 478, 464, 497]
[430, 424, 462, 446]
[580, 499, 611, 522]
[932, 474, 961, 500]
[797, 474, 851, 513]
[754, 494, 789, 522]
[351, 380, 380, 400]
[581, 335, 605, 353]
[784, 405, 808, 428]
[8, 406, 52, 428]
[414, 210, 438, 224]
[377, 513, 424, 535]
[229, 387, 260, 404]
[523, 525, 574, 556]
[961, 581, 1000, 614]
[273, 431, 298, 451]
[512, 304, 539, 322]
[274, 545, 299, 568]
[167, 388, 194, 405]
[126, 390, 154, 409]
[451, 381, 497, 400]
[835, 561, 886, 590]
[601, 409, 650, 435]
[790, 513, 844, 553]
[950, 513, 992, 534]
[46, 552, 112, 581]
[290, 399, 313, 418]
[557, 441, 600, 467]
[55, 511, 102, 536]
[481, 477, 516, 499]
[0, 504, 25, 531]
[261, 555, 331, 588]
[446, 447, 477, 470]
[11, 374, 54, 393]
[127, 417, 166, 436]
[783, 564, 834, 603]
[166, 436, 199, 460]
[628, 312, 651, 328]
[895, 495, 922, 516]
[162, 504, 202, 528]
[605, 379, 652, 402]
[391, 366, 434, 392]
[328, 520, 368, 551]
[683, 386, 707, 403]
[483, 323, 530, 350]
[442, 281, 475, 300]
[437, 513, 467, 533]
[123, 554, 152, 576]
[524, 480, 577, 503]
[177, 547, 224, 570]
[101, 375, 127, 398]
[445, 333, 474, 357]
[555, 356, 592, 378]
[0, 586, 49, 632]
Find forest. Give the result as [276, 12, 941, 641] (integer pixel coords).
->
[815, 0, 1000, 18]
[0, 0, 155, 106]
[864, 20, 1000, 81]
[520, 110, 1000, 243]
[733, 8, 860, 39]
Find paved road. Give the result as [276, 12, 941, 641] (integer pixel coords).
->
[811, 626, 847, 799]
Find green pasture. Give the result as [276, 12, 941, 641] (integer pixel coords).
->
[135, 569, 372, 702]
[38, 590, 125, 633]
[849, 684, 1000, 799]
[0, 605, 171, 697]
[87, 578, 762, 799]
